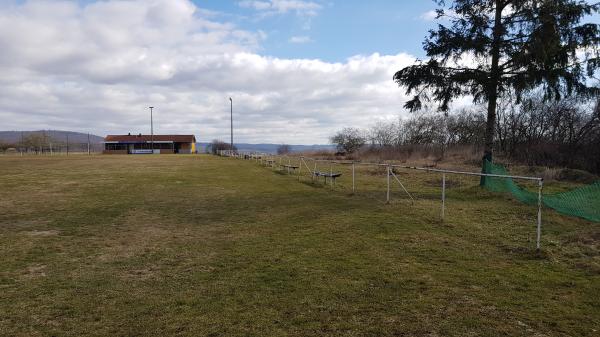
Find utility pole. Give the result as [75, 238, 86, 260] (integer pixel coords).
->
[87, 133, 90, 155]
[149, 106, 154, 153]
[66, 133, 69, 156]
[229, 97, 233, 152]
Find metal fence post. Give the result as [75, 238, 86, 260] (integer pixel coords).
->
[537, 179, 543, 250]
[441, 173, 446, 221]
[352, 162, 355, 193]
[330, 163, 333, 187]
[386, 164, 391, 203]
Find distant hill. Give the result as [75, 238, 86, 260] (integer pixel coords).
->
[197, 142, 335, 154]
[0, 132, 334, 153]
[0, 130, 104, 144]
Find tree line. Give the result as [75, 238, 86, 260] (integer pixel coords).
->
[0, 133, 97, 154]
[331, 96, 600, 173]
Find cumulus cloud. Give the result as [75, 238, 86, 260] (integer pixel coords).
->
[0, 0, 416, 144]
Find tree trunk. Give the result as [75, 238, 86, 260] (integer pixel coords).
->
[480, 0, 504, 186]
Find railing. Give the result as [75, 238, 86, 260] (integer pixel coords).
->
[217, 149, 544, 250]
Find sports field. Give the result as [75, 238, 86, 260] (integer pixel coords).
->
[0, 155, 598, 336]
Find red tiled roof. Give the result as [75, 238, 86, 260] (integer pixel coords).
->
[105, 135, 196, 142]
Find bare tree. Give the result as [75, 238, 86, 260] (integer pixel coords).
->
[368, 122, 397, 147]
[277, 144, 291, 155]
[209, 139, 236, 155]
[330, 128, 366, 154]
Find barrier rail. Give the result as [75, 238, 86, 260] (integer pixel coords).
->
[217, 149, 544, 250]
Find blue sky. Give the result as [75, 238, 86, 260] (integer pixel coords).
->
[193, 0, 438, 62]
[192, 0, 600, 62]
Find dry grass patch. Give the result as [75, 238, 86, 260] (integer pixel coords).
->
[25, 230, 59, 236]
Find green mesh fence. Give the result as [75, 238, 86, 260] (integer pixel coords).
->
[483, 160, 600, 222]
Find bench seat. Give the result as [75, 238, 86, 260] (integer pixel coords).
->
[313, 171, 341, 178]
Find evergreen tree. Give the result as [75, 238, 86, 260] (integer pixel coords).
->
[394, 0, 599, 182]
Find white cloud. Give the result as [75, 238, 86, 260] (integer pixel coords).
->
[238, 0, 322, 17]
[419, 9, 457, 22]
[0, 0, 416, 144]
[289, 35, 313, 44]
[419, 10, 438, 22]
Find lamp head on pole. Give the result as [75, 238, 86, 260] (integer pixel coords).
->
[229, 97, 232, 102]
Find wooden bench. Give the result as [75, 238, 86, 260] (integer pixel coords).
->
[313, 171, 342, 185]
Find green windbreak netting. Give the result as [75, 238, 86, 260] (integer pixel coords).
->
[483, 160, 600, 222]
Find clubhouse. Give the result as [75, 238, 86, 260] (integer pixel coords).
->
[103, 134, 197, 154]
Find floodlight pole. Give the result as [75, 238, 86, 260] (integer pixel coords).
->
[229, 97, 233, 153]
[149, 106, 154, 153]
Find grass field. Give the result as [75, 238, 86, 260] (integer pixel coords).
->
[0, 154, 598, 336]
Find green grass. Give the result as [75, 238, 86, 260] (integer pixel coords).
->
[0, 154, 598, 336]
